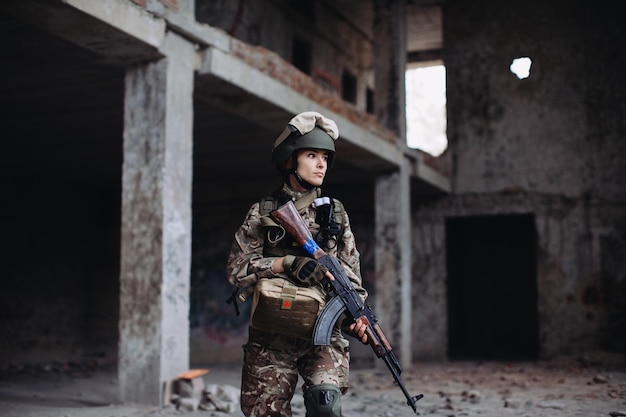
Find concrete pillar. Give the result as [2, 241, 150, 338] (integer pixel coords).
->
[373, 0, 407, 141]
[375, 159, 412, 369]
[118, 31, 195, 405]
[372, 0, 413, 368]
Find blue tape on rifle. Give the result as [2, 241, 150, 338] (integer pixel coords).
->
[303, 238, 320, 255]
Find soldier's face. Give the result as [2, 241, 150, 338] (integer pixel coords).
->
[292, 148, 328, 189]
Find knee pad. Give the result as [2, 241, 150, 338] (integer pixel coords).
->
[304, 384, 341, 417]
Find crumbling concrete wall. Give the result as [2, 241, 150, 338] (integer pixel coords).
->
[412, 0, 626, 360]
[196, 0, 374, 113]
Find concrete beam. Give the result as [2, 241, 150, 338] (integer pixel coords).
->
[145, 0, 231, 52]
[405, 149, 451, 193]
[0, 0, 165, 65]
[197, 47, 403, 168]
[415, 159, 451, 193]
[65, 0, 165, 49]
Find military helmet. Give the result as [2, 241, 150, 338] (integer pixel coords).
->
[272, 111, 339, 164]
[272, 126, 336, 164]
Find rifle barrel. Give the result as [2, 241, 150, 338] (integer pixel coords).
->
[381, 354, 422, 414]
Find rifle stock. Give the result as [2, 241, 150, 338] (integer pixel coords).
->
[270, 199, 325, 259]
[270, 200, 423, 414]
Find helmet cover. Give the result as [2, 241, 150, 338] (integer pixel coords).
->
[272, 111, 339, 164]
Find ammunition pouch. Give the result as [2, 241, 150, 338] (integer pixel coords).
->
[250, 278, 327, 340]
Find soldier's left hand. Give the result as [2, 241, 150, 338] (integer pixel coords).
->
[283, 255, 329, 286]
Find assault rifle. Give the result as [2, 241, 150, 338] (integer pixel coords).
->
[271, 200, 423, 414]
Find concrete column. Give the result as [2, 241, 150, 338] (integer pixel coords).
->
[373, 0, 413, 368]
[118, 31, 195, 405]
[373, 0, 407, 141]
[375, 159, 412, 369]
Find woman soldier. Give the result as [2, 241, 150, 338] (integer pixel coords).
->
[227, 111, 368, 417]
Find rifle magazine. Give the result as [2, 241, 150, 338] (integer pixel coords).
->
[312, 296, 346, 345]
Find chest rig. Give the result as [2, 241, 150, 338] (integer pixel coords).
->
[258, 192, 344, 256]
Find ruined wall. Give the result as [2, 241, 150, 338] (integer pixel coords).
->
[196, 0, 374, 113]
[412, 0, 626, 360]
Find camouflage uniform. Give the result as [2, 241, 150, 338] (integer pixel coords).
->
[227, 184, 367, 417]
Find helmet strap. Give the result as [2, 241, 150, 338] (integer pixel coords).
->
[290, 169, 315, 190]
[288, 155, 315, 190]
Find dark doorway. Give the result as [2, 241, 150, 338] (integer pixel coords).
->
[446, 214, 539, 360]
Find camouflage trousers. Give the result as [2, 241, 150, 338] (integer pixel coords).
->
[240, 327, 351, 417]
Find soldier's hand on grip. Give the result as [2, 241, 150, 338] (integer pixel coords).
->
[283, 255, 328, 286]
[349, 318, 369, 344]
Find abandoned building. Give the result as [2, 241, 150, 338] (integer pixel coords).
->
[0, 0, 624, 407]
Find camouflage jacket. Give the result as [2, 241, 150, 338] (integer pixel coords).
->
[227, 184, 368, 302]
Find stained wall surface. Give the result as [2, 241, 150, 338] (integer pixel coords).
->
[412, 0, 626, 360]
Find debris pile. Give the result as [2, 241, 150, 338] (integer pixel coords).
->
[165, 368, 240, 413]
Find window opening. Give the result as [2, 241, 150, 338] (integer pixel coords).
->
[366, 87, 374, 114]
[406, 63, 447, 156]
[291, 0, 316, 20]
[292, 37, 312, 75]
[341, 69, 357, 104]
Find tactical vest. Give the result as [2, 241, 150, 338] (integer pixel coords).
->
[258, 194, 345, 257]
[226, 193, 345, 317]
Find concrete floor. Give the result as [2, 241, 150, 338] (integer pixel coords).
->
[1, 352, 625, 417]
